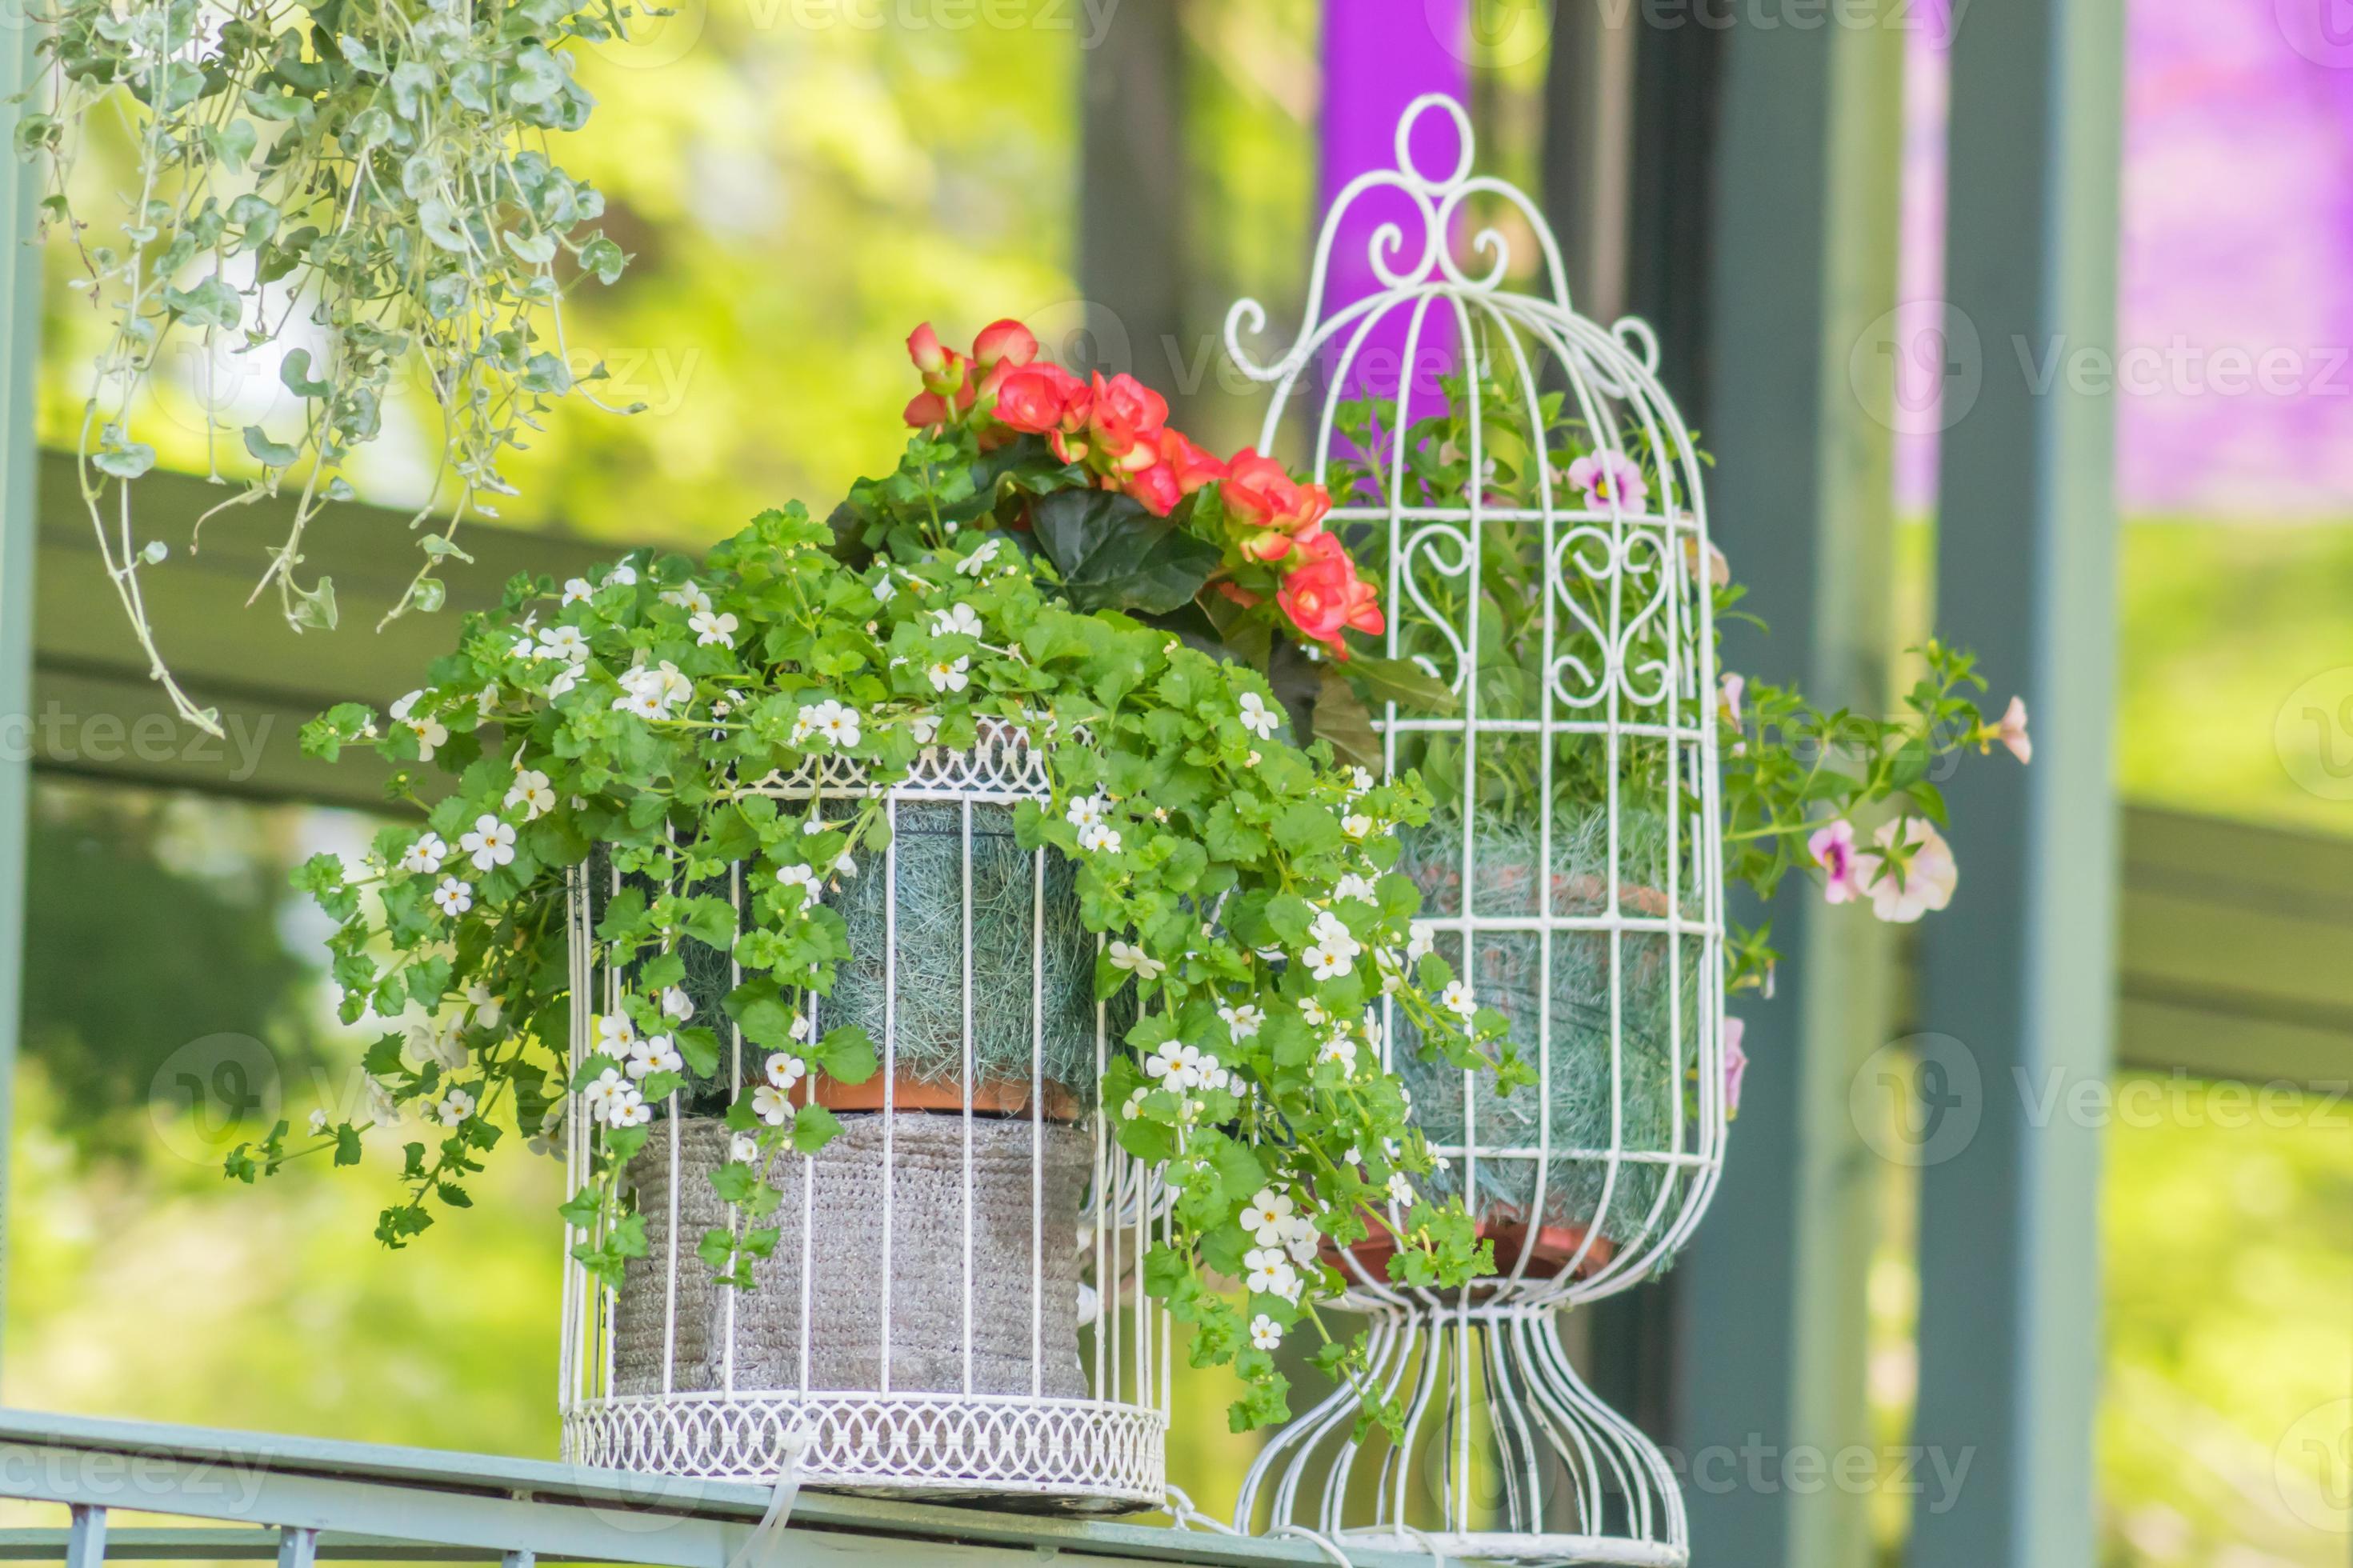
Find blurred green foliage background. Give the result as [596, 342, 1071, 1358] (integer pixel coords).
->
[10, 10, 2353, 1565]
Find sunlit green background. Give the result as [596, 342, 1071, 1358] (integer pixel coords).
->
[12, 9, 2353, 1566]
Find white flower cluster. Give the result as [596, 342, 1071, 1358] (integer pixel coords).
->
[1240, 1186, 1320, 1267]
[1302, 908, 1361, 981]
[789, 699, 862, 748]
[388, 691, 448, 759]
[1066, 794, 1122, 855]
[1144, 1038, 1230, 1094]
[582, 1067, 651, 1128]
[612, 660, 693, 722]
[519, 624, 591, 698]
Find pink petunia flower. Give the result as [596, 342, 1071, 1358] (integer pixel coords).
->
[1995, 695, 2031, 765]
[1855, 817, 1958, 923]
[1808, 819, 1867, 905]
[1723, 1017, 1748, 1116]
[1567, 450, 1649, 513]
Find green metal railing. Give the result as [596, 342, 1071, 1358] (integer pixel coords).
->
[0, 1402, 1421, 1563]
[0, 1411, 1411, 1568]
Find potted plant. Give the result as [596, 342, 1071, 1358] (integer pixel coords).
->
[1298, 362, 2029, 1286]
[242, 318, 1543, 1470]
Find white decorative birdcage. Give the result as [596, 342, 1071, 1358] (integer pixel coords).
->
[558, 722, 1168, 1510]
[1223, 96, 1727, 1565]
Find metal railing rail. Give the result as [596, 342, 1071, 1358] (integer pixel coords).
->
[0, 1411, 1418, 1568]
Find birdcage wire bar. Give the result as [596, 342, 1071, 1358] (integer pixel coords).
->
[1223, 95, 1727, 1566]
[558, 722, 1169, 1510]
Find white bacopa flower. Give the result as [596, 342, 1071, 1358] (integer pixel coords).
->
[388, 690, 448, 759]
[307, 1107, 330, 1136]
[1077, 822, 1122, 855]
[910, 714, 941, 745]
[1143, 1039, 1190, 1085]
[1066, 794, 1107, 830]
[818, 702, 862, 747]
[463, 982, 503, 1032]
[932, 603, 983, 638]
[561, 577, 594, 606]
[1107, 939, 1165, 980]
[775, 864, 818, 911]
[1303, 938, 1353, 981]
[608, 1087, 653, 1128]
[438, 1087, 476, 1126]
[729, 1133, 761, 1164]
[546, 665, 582, 699]
[1343, 813, 1373, 840]
[527, 1102, 566, 1158]
[1195, 1054, 1231, 1092]
[662, 581, 713, 614]
[660, 986, 694, 1022]
[505, 768, 556, 820]
[690, 610, 739, 648]
[603, 563, 638, 588]
[431, 876, 474, 917]
[594, 1012, 637, 1054]
[1250, 1314, 1284, 1350]
[958, 538, 1001, 575]
[788, 1011, 814, 1043]
[1439, 980, 1478, 1019]
[1319, 1034, 1359, 1073]
[1300, 998, 1331, 1028]
[1406, 922, 1437, 963]
[1387, 1172, 1417, 1206]
[1309, 908, 1361, 958]
[1121, 1086, 1150, 1121]
[1279, 1213, 1319, 1265]
[764, 1052, 806, 1091]
[1242, 1187, 1295, 1246]
[536, 625, 590, 663]
[1219, 1003, 1263, 1041]
[871, 575, 897, 602]
[627, 1034, 683, 1081]
[1243, 1248, 1301, 1302]
[459, 814, 517, 871]
[750, 1084, 793, 1126]
[399, 832, 448, 874]
[582, 1067, 626, 1122]
[614, 659, 694, 721]
[1332, 873, 1378, 903]
[1347, 766, 1375, 795]
[1237, 691, 1280, 740]
[927, 655, 970, 693]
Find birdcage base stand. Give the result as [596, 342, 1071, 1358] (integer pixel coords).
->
[1237, 1306, 1687, 1566]
[563, 1390, 1166, 1510]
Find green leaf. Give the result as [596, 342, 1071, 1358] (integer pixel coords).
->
[790, 1103, 841, 1155]
[675, 1026, 722, 1076]
[243, 425, 301, 467]
[279, 347, 331, 398]
[1347, 655, 1458, 715]
[814, 1025, 875, 1085]
[202, 118, 257, 171]
[162, 275, 242, 330]
[1028, 488, 1219, 616]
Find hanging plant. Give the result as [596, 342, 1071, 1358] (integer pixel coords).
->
[16, 0, 631, 733]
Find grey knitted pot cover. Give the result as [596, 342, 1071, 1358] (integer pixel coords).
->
[613, 1111, 1092, 1400]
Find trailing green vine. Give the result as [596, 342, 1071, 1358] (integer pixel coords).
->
[18, 0, 629, 733]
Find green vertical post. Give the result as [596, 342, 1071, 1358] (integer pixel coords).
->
[0, 0, 44, 1393]
[1675, 9, 1905, 1568]
[1908, 0, 2123, 1559]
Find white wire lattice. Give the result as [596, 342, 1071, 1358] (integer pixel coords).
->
[1225, 95, 1727, 1565]
[558, 722, 1169, 1510]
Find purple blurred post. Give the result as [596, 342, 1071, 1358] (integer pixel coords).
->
[1319, 0, 1470, 406]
